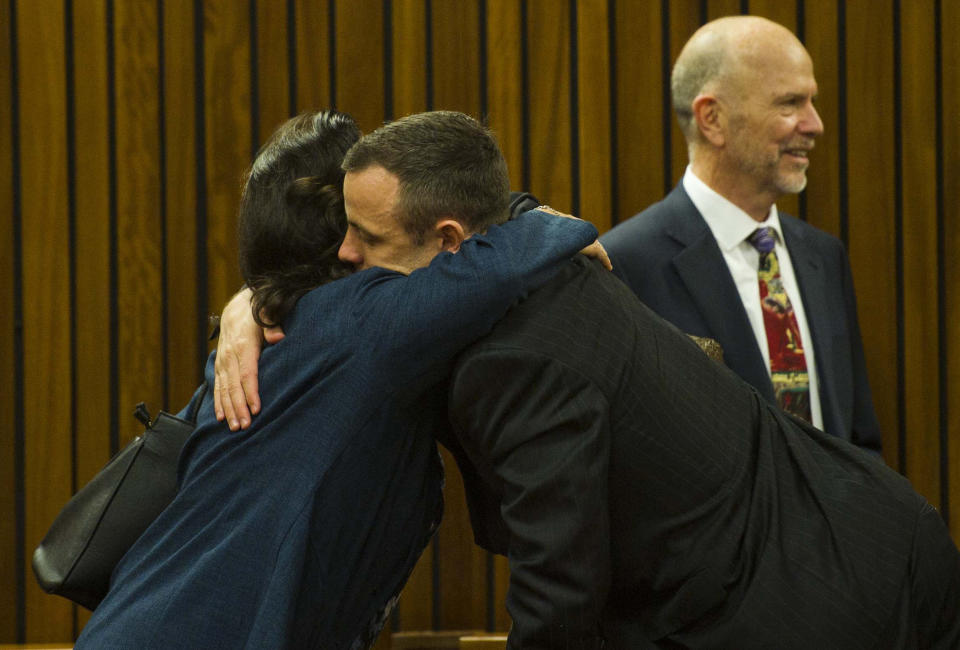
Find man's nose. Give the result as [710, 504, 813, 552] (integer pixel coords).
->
[338, 230, 362, 265]
[800, 101, 824, 136]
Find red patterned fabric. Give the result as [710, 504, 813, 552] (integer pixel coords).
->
[749, 228, 811, 423]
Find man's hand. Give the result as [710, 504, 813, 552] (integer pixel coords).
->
[214, 287, 268, 430]
[579, 239, 612, 271]
[536, 205, 612, 271]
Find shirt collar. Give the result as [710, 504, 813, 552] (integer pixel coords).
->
[682, 166, 783, 251]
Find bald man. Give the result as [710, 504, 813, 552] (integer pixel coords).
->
[601, 16, 881, 454]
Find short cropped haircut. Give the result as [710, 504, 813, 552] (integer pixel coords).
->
[341, 111, 510, 241]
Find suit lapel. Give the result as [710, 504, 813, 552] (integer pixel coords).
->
[780, 216, 834, 397]
[665, 187, 775, 402]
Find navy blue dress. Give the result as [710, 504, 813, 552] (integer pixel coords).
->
[75, 211, 597, 650]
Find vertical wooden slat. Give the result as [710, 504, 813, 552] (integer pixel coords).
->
[941, 0, 960, 537]
[164, 0, 203, 409]
[0, 0, 17, 640]
[391, 0, 427, 120]
[72, 0, 111, 480]
[293, 0, 332, 113]
[525, 0, 571, 211]
[115, 0, 164, 441]
[255, 0, 291, 139]
[614, 0, 665, 223]
[17, 0, 73, 640]
[845, 0, 899, 467]
[486, 0, 523, 193]
[900, 0, 940, 507]
[204, 0, 251, 320]
[431, 0, 480, 115]
[802, 0, 842, 238]
[71, 0, 111, 632]
[335, 0, 384, 133]
[576, 0, 611, 232]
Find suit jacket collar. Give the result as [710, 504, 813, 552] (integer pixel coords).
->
[779, 217, 836, 398]
[663, 184, 776, 402]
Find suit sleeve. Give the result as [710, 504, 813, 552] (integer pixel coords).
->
[353, 211, 596, 380]
[450, 348, 611, 650]
[838, 246, 882, 453]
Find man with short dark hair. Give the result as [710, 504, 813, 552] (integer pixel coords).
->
[335, 111, 513, 275]
[216, 110, 959, 648]
[601, 15, 881, 454]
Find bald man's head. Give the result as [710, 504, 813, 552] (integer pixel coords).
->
[671, 16, 809, 141]
[670, 16, 823, 219]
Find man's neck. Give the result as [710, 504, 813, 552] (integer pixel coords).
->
[689, 157, 775, 223]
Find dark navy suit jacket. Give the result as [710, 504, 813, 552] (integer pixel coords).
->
[600, 183, 881, 453]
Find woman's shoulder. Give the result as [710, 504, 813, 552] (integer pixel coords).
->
[284, 267, 399, 330]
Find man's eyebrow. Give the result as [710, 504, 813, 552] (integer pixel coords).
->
[775, 92, 809, 104]
[347, 220, 379, 240]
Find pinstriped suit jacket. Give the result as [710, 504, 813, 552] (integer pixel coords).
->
[445, 256, 957, 649]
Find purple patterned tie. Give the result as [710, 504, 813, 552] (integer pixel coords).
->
[748, 227, 812, 422]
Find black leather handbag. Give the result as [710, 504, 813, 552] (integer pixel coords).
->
[32, 384, 205, 610]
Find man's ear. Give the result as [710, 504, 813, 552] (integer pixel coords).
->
[692, 93, 725, 147]
[435, 219, 467, 253]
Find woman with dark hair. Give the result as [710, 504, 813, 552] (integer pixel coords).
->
[237, 110, 356, 328]
[74, 110, 598, 649]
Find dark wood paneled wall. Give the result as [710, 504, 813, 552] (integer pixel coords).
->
[2, 0, 958, 644]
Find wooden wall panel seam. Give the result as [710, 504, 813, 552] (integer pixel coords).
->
[383, 0, 393, 120]
[934, 0, 949, 524]
[107, 0, 119, 459]
[9, 0, 27, 641]
[607, 0, 618, 227]
[249, 0, 260, 157]
[893, 0, 907, 478]
[328, 0, 336, 108]
[1, 0, 21, 641]
[520, 0, 529, 190]
[287, 0, 296, 116]
[425, 0, 433, 111]
[193, 0, 209, 389]
[836, 0, 849, 248]
[660, 0, 671, 195]
[568, 0, 579, 217]
[65, 0, 78, 500]
[796, 0, 807, 221]
[479, 0, 488, 119]
[157, 0, 170, 409]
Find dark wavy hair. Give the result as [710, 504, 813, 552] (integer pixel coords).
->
[238, 110, 361, 327]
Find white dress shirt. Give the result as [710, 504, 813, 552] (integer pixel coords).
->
[682, 167, 823, 429]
